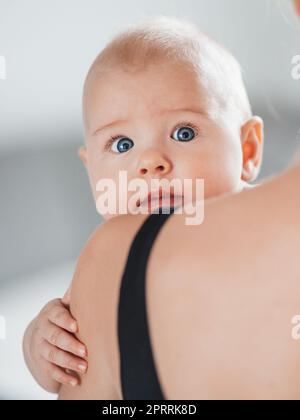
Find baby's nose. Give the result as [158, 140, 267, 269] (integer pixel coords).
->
[137, 150, 172, 176]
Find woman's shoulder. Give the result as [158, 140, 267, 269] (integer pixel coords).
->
[71, 213, 151, 296]
[65, 212, 152, 398]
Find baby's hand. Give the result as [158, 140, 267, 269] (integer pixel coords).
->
[29, 296, 88, 388]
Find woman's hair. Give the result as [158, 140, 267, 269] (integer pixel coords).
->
[83, 15, 252, 125]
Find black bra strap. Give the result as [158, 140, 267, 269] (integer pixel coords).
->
[118, 208, 177, 400]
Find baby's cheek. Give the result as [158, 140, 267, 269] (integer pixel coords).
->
[203, 156, 242, 198]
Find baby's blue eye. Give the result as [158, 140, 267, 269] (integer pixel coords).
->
[107, 123, 198, 154]
[172, 126, 196, 142]
[111, 137, 134, 153]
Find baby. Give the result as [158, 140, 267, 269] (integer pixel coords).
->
[23, 15, 264, 393]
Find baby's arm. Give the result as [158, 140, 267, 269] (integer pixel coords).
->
[23, 291, 88, 393]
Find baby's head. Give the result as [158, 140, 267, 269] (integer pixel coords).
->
[80, 16, 264, 220]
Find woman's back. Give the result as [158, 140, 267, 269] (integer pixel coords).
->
[59, 169, 300, 399]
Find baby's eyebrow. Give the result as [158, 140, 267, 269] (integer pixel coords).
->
[163, 107, 208, 118]
[164, 107, 206, 114]
[92, 107, 207, 136]
[92, 118, 129, 136]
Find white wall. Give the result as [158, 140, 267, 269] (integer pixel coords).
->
[0, 0, 299, 152]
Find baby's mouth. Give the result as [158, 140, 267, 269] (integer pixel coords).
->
[136, 189, 183, 210]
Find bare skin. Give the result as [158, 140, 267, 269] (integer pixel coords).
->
[295, 0, 300, 17]
[23, 1, 300, 392]
[23, 57, 263, 392]
[58, 163, 300, 400]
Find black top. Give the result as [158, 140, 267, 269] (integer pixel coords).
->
[118, 207, 177, 400]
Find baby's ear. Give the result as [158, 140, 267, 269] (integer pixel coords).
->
[240, 116, 264, 182]
[294, 0, 300, 18]
[78, 146, 88, 167]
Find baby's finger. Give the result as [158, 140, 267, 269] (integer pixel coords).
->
[41, 340, 88, 374]
[48, 304, 77, 333]
[45, 361, 79, 387]
[43, 323, 86, 358]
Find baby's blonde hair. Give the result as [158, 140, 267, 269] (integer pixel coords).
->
[83, 15, 252, 126]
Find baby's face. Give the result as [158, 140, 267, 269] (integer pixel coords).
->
[82, 62, 254, 220]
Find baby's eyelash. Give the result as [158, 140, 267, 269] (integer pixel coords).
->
[104, 134, 123, 152]
[173, 121, 200, 136]
[104, 121, 200, 152]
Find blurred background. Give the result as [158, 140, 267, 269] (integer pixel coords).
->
[0, 0, 299, 400]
